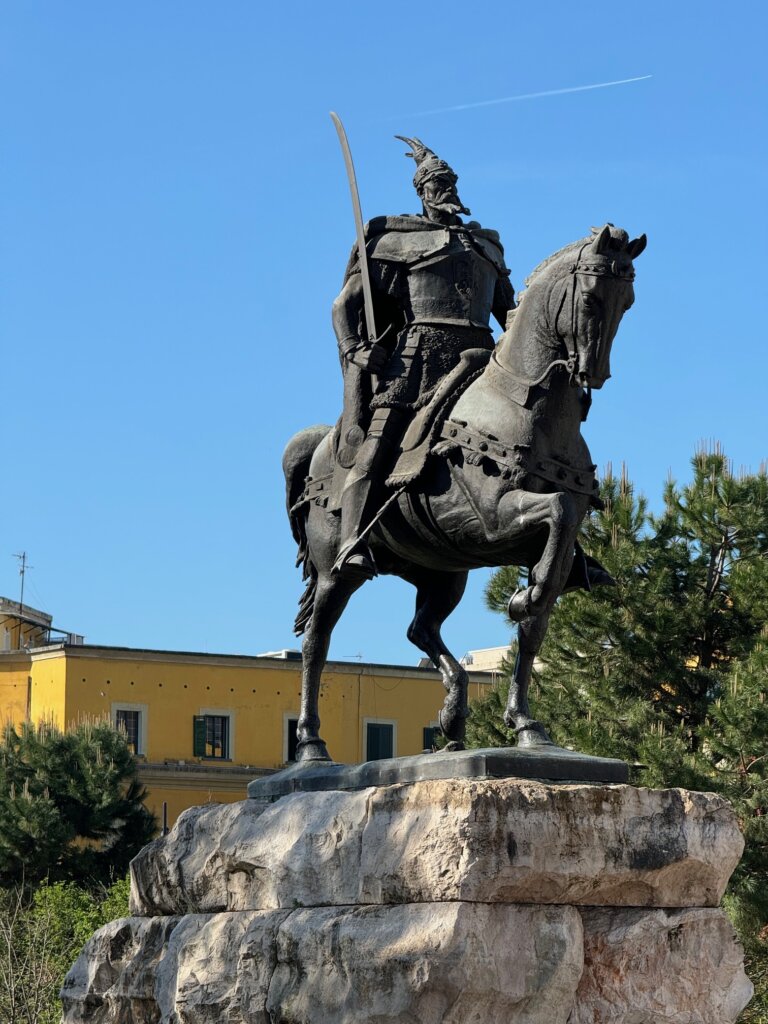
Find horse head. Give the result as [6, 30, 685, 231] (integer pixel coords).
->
[551, 224, 646, 389]
[503, 225, 646, 392]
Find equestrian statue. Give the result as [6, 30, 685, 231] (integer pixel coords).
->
[284, 117, 646, 762]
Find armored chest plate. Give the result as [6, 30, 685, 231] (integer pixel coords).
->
[405, 234, 498, 328]
[367, 225, 504, 330]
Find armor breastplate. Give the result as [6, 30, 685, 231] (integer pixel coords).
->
[403, 233, 498, 329]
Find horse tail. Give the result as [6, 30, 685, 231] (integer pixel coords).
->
[282, 425, 332, 636]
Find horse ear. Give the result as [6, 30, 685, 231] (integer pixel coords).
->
[591, 224, 613, 254]
[626, 233, 647, 259]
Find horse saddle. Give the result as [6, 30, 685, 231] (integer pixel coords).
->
[305, 348, 491, 514]
[386, 347, 491, 487]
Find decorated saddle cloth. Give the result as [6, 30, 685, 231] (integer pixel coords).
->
[305, 348, 492, 514]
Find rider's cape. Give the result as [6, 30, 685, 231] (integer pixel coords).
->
[337, 215, 508, 469]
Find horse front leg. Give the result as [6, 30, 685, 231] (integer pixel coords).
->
[504, 523, 580, 747]
[404, 569, 470, 750]
[297, 573, 362, 763]
[506, 490, 580, 622]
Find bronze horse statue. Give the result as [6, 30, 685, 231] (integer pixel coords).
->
[284, 224, 645, 762]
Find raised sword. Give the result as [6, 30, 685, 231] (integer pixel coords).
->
[330, 111, 378, 344]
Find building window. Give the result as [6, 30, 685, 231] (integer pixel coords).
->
[116, 709, 140, 754]
[205, 715, 229, 759]
[285, 716, 299, 763]
[193, 711, 234, 760]
[364, 720, 395, 761]
[111, 703, 147, 756]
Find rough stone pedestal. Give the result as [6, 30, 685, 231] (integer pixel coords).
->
[62, 777, 754, 1022]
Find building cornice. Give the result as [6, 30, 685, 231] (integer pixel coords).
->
[24, 643, 493, 685]
[137, 761, 273, 793]
[0, 651, 33, 669]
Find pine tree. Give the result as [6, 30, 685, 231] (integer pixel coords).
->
[468, 447, 768, 933]
[703, 642, 768, 936]
[0, 719, 157, 887]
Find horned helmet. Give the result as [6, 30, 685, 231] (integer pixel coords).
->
[395, 136, 471, 218]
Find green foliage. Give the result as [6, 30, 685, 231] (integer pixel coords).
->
[0, 877, 129, 1024]
[0, 719, 156, 886]
[470, 448, 768, 1015]
[742, 944, 768, 1024]
[709, 642, 768, 938]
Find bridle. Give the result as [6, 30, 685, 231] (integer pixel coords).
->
[492, 242, 635, 396]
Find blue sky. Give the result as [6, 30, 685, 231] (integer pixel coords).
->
[2, 2, 766, 664]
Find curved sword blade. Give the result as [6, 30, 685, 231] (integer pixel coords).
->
[330, 112, 377, 343]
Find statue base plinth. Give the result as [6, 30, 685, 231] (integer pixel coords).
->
[247, 744, 629, 798]
[63, 777, 753, 1023]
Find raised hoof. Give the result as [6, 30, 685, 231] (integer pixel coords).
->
[295, 739, 333, 763]
[507, 588, 533, 622]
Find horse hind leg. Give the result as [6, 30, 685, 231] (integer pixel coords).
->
[296, 572, 363, 762]
[504, 539, 580, 747]
[405, 570, 469, 751]
[505, 611, 554, 747]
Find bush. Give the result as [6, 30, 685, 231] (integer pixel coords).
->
[0, 877, 130, 1024]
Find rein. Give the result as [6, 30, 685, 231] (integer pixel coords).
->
[488, 350, 576, 390]
[491, 242, 588, 394]
[492, 241, 634, 397]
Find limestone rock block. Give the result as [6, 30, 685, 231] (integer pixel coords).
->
[130, 779, 743, 915]
[157, 910, 291, 1023]
[61, 903, 584, 1024]
[571, 907, 754, 1024]
[266, 903, 583, 1024]
[61, 915, 180, 1023]
[130, 797, 272, 915]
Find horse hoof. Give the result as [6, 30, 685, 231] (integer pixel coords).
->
[507, 588, 533, 622]
[296, 739, 333, 762]
[439, 708, 467, 745]
[516, 725, 554, 749]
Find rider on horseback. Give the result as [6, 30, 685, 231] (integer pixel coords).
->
[332, 137, 516, 580]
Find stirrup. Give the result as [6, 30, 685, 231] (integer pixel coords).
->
[332, 540, 378, 581]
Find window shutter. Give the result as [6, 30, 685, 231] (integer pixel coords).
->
[193, 716, 207, 757]
[366, 723, 393, 761]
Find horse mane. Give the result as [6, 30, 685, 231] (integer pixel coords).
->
[522, 225, 636, 297]
[522, 237, 590, 291]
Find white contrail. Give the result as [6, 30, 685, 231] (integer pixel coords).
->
[408, 75, 652, 117]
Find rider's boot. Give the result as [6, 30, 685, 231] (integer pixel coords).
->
[332, 472, 380, 581]
[562, 542, 616, 593]
[584, 554, 616, 588]
[333, 408, 405, 581]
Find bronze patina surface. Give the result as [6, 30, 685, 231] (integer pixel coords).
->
[279, 120, 645, 768]
[248, 745, 629, 798]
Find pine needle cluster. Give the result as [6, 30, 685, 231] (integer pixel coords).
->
[469, 447, 768, 942]
[0, 719, 157, 887]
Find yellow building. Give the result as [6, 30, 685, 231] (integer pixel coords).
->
[0, 600, 495, 826]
